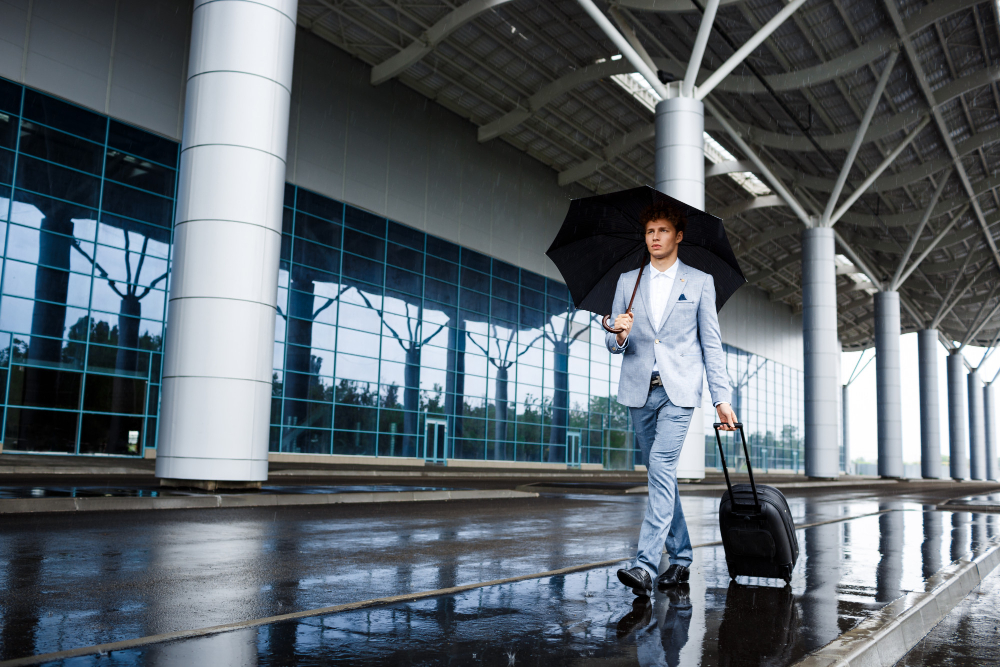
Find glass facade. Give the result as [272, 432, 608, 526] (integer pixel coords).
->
[705, 344, 805, 473]
[0, 77, 174, 456]
[0, 75, 805, 470]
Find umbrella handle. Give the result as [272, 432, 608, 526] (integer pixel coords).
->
[601, 261, 647, 335]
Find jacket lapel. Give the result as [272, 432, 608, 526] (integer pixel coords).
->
[657, 260, 687, 333]
[637, 264, 656, 331]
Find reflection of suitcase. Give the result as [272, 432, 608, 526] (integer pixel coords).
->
[718, 581, 799, 666]
[714, 423, 798, 584]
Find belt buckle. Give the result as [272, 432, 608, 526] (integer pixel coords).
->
[650, 375, 662, 388]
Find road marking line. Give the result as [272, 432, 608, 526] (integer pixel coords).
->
[0, 509, 896, 666]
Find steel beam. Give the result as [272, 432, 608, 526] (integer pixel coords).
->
[370, 0, 515, 85]
[890, 168, 953, 288]
[828, 116, 931, 226]
[695, 0, 811, 100]
[703, 98, 813, 226]
[822, 50, 900, 226]
[894, 208, 965, 288]
[574, 0, 668, 99]
[682, 0, 721, 97]
[883, 0, 1000, 273]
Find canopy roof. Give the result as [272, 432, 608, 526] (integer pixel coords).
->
[298, 0, 1000, 351]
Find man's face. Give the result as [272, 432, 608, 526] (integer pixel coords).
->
[645, 218, 683, 259]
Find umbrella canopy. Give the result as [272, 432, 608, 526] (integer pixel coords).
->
[546, 186, 746, 321]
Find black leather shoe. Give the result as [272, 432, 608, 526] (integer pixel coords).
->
[617, 566, 653, 596]
[616, 597, 652, 638]
[656, 564, 691, 589]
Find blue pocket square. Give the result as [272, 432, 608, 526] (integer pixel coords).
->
[678, 294, 688, 301]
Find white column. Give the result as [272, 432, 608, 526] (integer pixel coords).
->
[985, 383, 999, 481]
[656, 91, 706, 480]
[874, 291, 903, 477]
[802, 227, 840, 478]
[655, 93, 705, 208]
[968, 370, 986, 480]
[842, 383, 851, 474]
[947, 351, 969, 480]
[156, 0, 298, 484]
[917, 330, 942, 478]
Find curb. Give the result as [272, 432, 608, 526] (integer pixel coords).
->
[792, 536, 1000, 667]
[0, 488, 539, 514]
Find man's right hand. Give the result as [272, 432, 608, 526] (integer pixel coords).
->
[614, 312, 633, 346]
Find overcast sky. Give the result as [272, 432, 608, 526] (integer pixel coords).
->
[842, 335, 1000, 464]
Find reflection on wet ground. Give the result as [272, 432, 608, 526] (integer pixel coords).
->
[14, 507, 1000, 665]
[0, 485, 462, 499]
[896, 561, 1000, 666]
[938, 492, 1000, 509]
[0, 498, 1000, 666]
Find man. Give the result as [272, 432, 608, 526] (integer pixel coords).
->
[607, 200, 737, 596]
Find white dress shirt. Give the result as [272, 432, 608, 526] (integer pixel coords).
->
[647, 261, 678, 373]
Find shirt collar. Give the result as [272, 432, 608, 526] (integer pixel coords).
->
[648, 261, 679, 279]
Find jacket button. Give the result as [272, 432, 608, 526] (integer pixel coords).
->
[655, 339, 659, 344]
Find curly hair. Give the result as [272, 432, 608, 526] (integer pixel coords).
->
[639, 201, 687, 235]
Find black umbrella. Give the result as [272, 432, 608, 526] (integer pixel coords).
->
[546, 186, 746, 333]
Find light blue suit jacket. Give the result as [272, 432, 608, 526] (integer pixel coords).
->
[605, 259, 732, 409]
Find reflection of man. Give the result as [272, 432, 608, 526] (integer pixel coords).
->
[607, 202, 736, 595]
[616, 590, 693, 667]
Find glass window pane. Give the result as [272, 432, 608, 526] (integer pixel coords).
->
[78, 413, 145, 455]
[344, 206, 384, 236]
[387, 242, 422, 273]
[343, 228, 384, 261]
[104, 149, 176, 196]
[7, 366, 82, 408]
[101, 181, 173, 227]
[387, 220, 423, 249]
[22, 89, 105, 143]
[4, 407, 78, 453]
[16, 155, 100, 207]
[426, 235, 459, 263]
[0, 78, 21, 115]
[295, 213, 341, 248]
[296, 188, 343, 222]
[107, 119, 178, 167]
[18, 121, 104, 173]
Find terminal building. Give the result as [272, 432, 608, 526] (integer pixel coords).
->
[0, 0, 995, 484]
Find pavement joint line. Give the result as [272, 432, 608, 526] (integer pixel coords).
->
[0, 489, 541, 514]
[0, 509, 897, 666]
[791, 536, 1000, 667]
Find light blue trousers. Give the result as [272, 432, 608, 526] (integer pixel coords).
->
[630, 385, 694, 578]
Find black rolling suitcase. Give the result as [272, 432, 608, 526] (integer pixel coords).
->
[714, 423, 799, 584]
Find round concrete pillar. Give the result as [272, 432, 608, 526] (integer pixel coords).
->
[947, 351, 969, 480]
[968, 370, 986, 480]
[802, 227, 840, 478]
[156, 0, 298, 483]
[655, 94, 706, 480]
[842, 383, 851, 474]
[655, 96, 705, 209]
[917, 329, 941, 479]
[874, 291, 903, 478]
[985, 383, 999, 481]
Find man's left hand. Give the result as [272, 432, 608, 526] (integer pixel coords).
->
[716, 403, 738, 431]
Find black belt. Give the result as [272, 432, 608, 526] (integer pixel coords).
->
[650, 373, 662, 388]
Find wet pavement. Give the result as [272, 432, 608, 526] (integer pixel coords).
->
[1, 486, 999, 664]
[895, 559, 1000, 666]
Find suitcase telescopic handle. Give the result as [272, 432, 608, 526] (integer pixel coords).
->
[713, 423, 761, 512]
